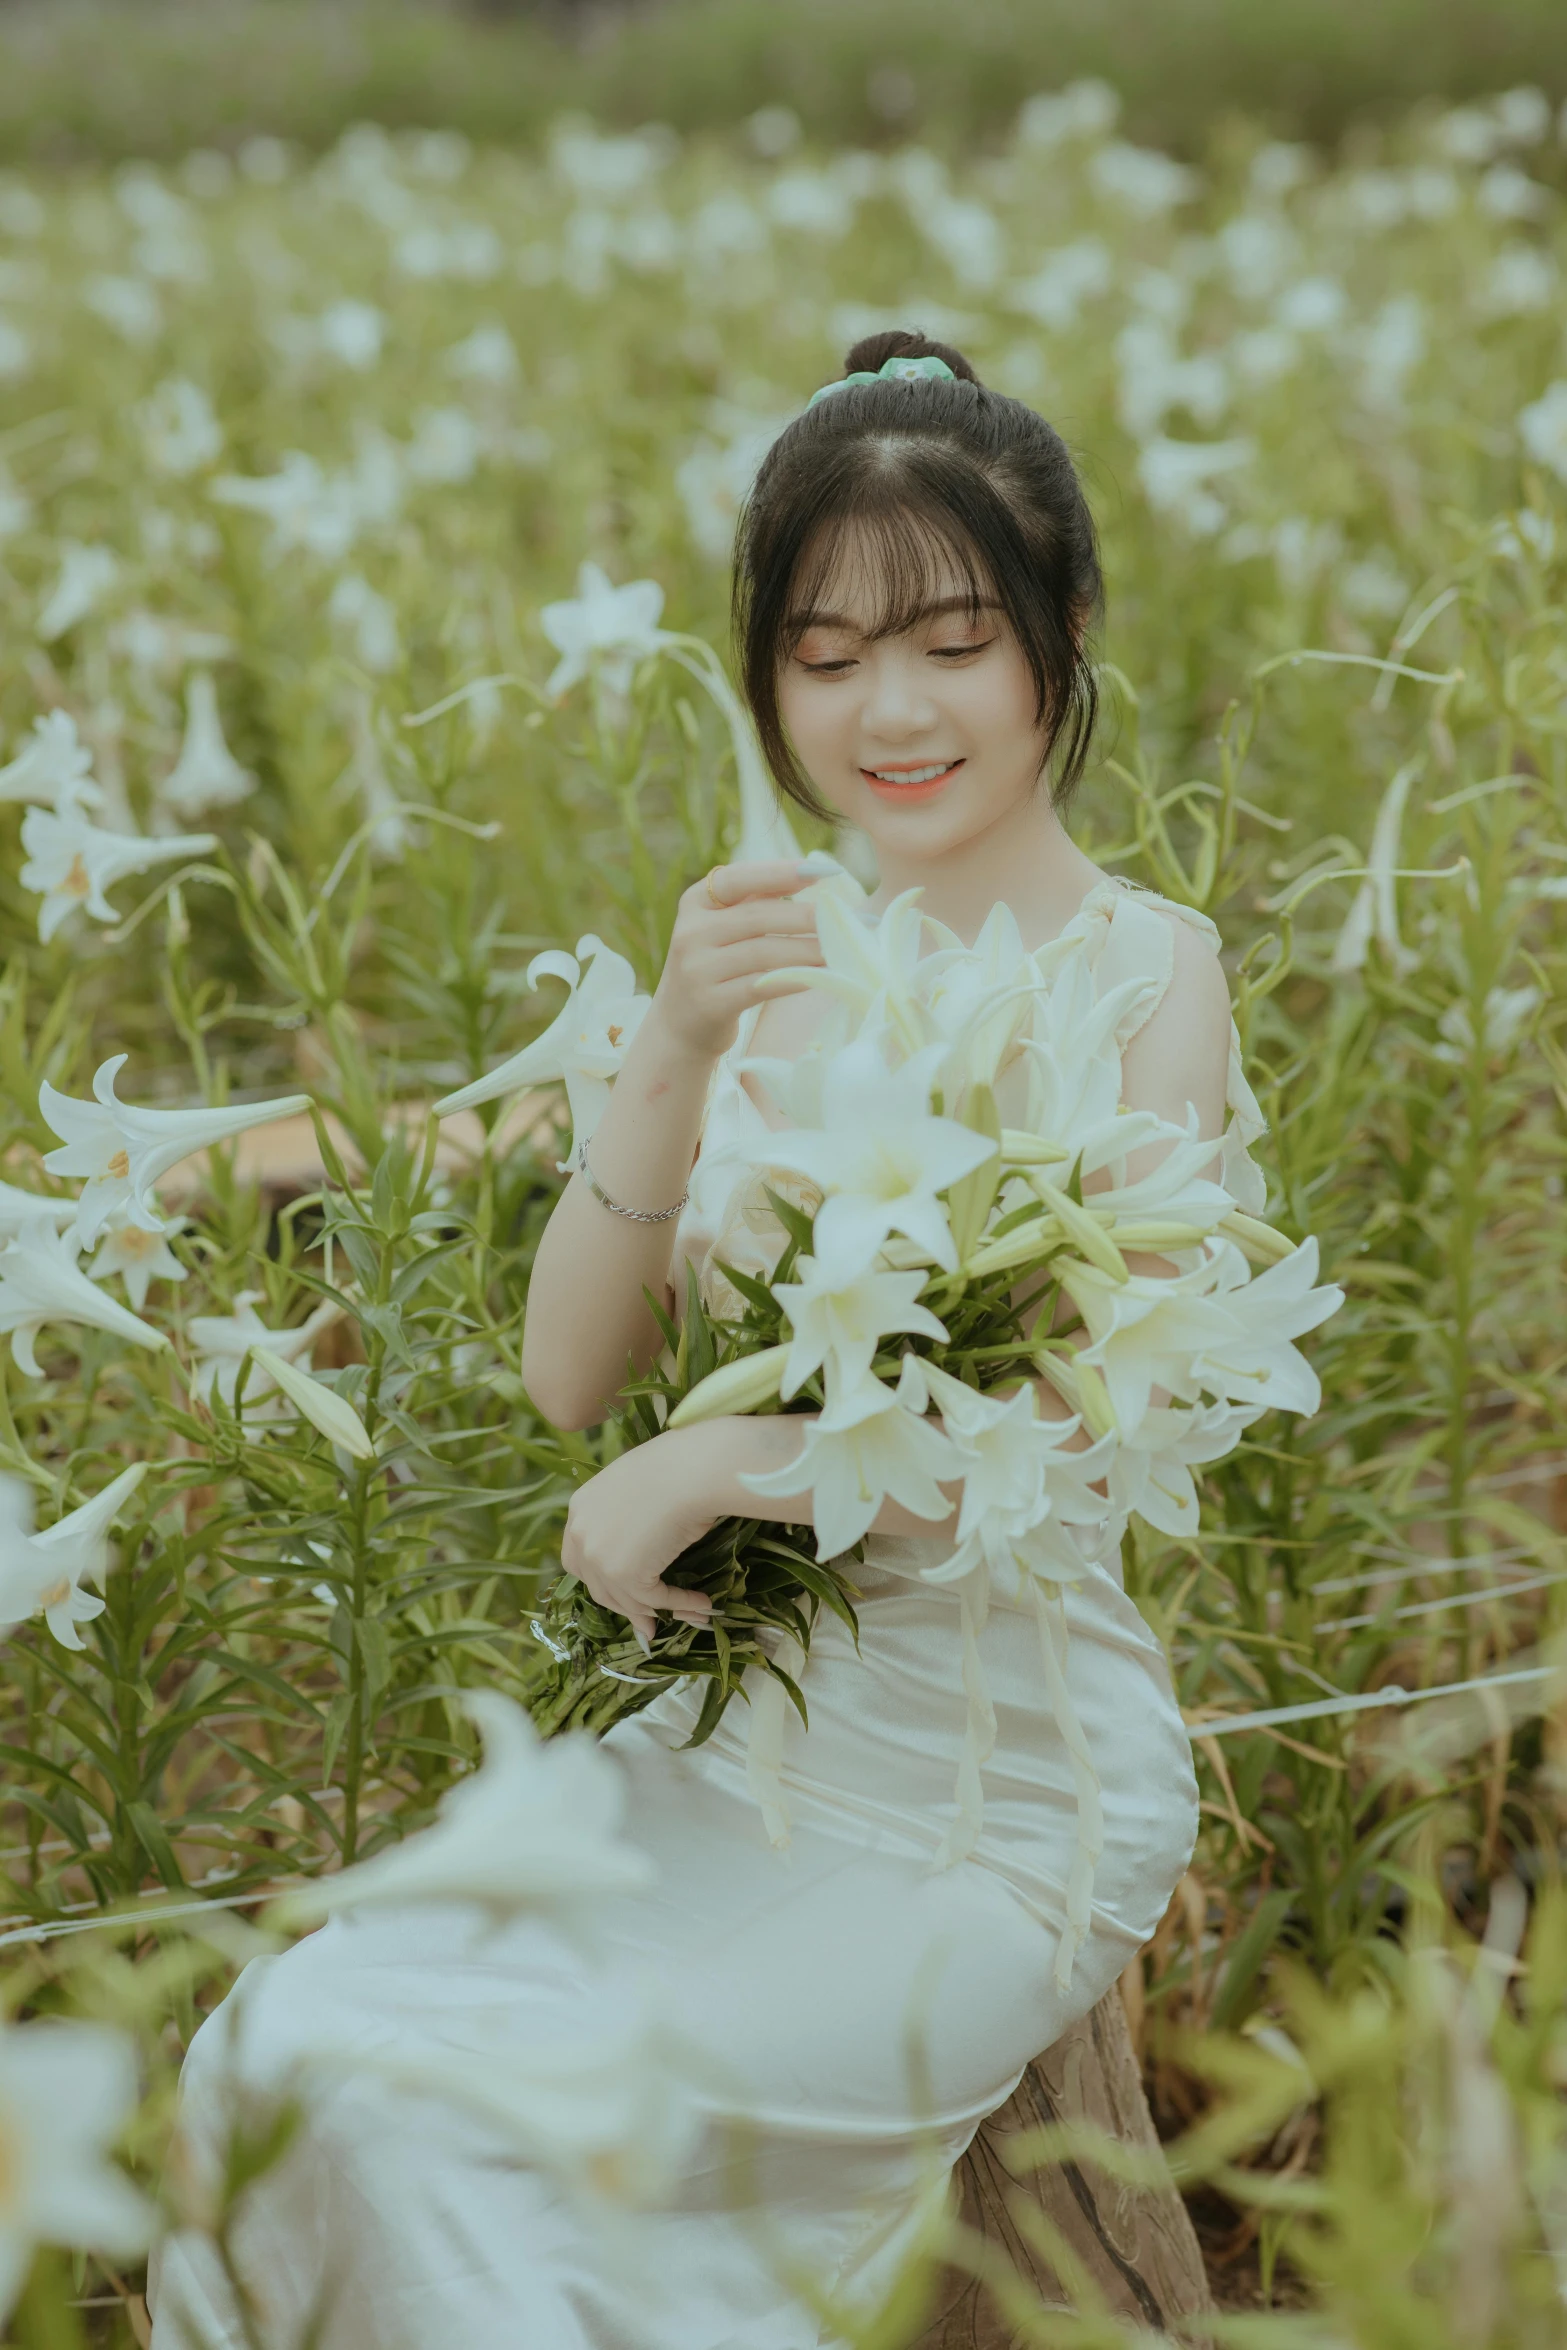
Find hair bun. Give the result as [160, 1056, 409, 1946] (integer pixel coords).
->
[841, 327, 980, 386]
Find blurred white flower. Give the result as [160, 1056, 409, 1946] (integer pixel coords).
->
[284, 1689, 656, 1933]
[112, 611, 234, 680]
[37, 544, 118, 642]
[916, 194, 1005, 290]
[1273, 276, 1346, 333]
[159, 671, 254, 818]
[19, 804, 216, 940]
[0, 463, 32, 541]
[445, 322, 519, 383]
[0, 1460, 147, 1649]
[1248, 143, 1312, 200]
[741, 1353, 961, 1560]
[0, 710, 102, 811]
[317, 297, 385, 368]
[676, 416, 788, 563]
[342, 693, 414, 858]
[1016, 81, 1120, 150]
[1006, 237, 1113, 331]
[40, 1056, 312, 1246]
[0, 314, 31, 381]
[139, 377, 223, 474]
[0, 2015, 151, 2315]
[1478, 164, 1550, 223]
[1338, 551, 1410, 620]
[1435, 985, 1542, 1061]
[212, 434, 401, 563]
[0, 1218, 166, 1377]
[1354, 294, 1425, 412]
[1116, 320, 1229, 440]
[405, 405, 483, 485]
[552, 124, 670, 202]
[1227, 326, 1299, 386]
[540, 562, 668, 700]
[394, 220, 503, 281]
[188, 1292, 341, 1411]
[1519, 381, 1567, 482]
[1479, 243, 1558, 316]
[433, 934, 651, 1162]
[1089, 142, 1199, 216]
[748, 103, 803, 160]
[766, 167, 853, 237]
[1433, 105, 1507, 166]
[328, 572, 400, 672]
[771, 1256, 947, 1401]
[1216, 211, 1299, 300]
[1136, 436, 1254, 537]
[83, 273, 161, 343]
[87, 1210, 187, 1311]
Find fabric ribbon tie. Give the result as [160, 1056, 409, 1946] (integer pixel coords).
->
[806, 354, 957, 410]
[744, 1630, 802, 1850]
[1032, 1577, 1105, 1995]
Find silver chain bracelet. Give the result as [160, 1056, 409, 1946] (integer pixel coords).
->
[575, 1138, 689, 1225]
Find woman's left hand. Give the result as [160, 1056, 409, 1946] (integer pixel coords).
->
[561, 1427, 723, 1648]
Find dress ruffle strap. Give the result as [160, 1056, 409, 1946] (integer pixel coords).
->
[928, 1571, 998, 1873]
[744, 1630, 801, 1850]
[1031, 1577, 1104, 1994]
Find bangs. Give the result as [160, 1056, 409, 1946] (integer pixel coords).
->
[781, 496, 998, 653]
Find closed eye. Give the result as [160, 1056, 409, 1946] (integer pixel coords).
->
[930, 639, 994, 660]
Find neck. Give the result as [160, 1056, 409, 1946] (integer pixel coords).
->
[864, 788, 1104, 950]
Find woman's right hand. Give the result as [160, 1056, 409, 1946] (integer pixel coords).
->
[649, 859, 826, 1062]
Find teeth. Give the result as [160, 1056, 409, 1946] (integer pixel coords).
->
[869, 763, 954, 784]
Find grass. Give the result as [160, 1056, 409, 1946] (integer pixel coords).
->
[0, 0, 1565, 166]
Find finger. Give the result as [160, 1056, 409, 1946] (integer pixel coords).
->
[700, 898, 825, 944]
[706, 936, 825, 985]
[704, 859, 816, 909]
[657, 1586, 713, 1626]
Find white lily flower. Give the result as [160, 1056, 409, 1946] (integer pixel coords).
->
[367, 1995, 701, 2212]
[111, 611, 234, 680]
[918, 896, 1044, 1095]
[539, 561, 668, 700]
[139, 376, 223, 474]
[87, 1209, 187, 1310]
[283, 1689, 655, 1933]
[18, 805, 216, 941]
[1059, 1257, 1236, 1437]
[771, 1255, 947, 1400]
[785, 876, 932, 1059]
[433, 935, 651, 1164]
[1190, 1236, 1344, 1417]
[0, 1460, 147, 1650]
[0, 1183, 76, 1242]
[740, 1354, 961, 1560]
[910, 1362, 1111, 1589]
[0, 2015, 151, 2317]
[751, 1034, 996, 1278]
[40, 1057, 312, 1246]
[37, 543, 118, 642]
[158, 671, 254, 817]
[187, 1293, 341, 1409]
[1077, 1104, 1233, 1234]
[1330, 762, 1420, 977]
[1105, 1398, 1253, 1541]
[0, 710, 102, 811]
[0, 1219, 167, 1375]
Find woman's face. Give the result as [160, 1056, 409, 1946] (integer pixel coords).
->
[774, 522, 1051, 865]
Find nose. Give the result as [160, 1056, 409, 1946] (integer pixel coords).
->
[860, 646, 938, 746]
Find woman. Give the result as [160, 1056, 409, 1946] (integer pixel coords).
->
[151, 330, 1230, 2350]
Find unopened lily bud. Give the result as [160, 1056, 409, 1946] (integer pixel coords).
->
[965, 1218, 1062, 1279]
[1219, 1211, 1297, 1267]
[1107, 1219, 1210, 1252]
[668, 1343, 790, 1428]
[1000, 1129, 1070, 1166]
[1071, 1359, 1118, 1440]
[1030, 1178, 1129, 1283]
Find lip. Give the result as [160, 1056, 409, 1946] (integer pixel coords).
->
[860, 758, 965, 804]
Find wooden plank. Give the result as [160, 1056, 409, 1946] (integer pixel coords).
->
[917, 1983, 1213, 2346]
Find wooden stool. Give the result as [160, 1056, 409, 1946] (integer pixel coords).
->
[916, 1987, 1213, 2346]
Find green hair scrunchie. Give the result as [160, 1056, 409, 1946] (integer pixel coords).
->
[805, 353, 957, 410]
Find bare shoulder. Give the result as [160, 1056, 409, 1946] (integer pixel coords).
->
[1120, 908, 1232, 1136]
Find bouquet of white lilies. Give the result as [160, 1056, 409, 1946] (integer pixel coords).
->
[504, 867, 1344, 1870]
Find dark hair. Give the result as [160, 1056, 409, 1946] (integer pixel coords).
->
[732, 328, 1104, 822]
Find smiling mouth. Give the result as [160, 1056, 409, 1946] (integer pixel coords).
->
[861, 758, 965, 801]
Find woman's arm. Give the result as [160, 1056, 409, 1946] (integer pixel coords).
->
[520, 860, 823, 1429]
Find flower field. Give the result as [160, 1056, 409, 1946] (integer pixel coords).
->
[0, 75, 1565, 2344]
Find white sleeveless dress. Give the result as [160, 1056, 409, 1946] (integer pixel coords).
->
[149, 877, 1215, 2350]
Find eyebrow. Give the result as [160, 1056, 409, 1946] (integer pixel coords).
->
[789, 595, 1001, 632]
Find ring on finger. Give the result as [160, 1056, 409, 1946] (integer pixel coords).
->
[705, 869, 724, 908]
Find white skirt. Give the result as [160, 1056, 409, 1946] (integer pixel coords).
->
[150, 1541, 1197, 2350]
